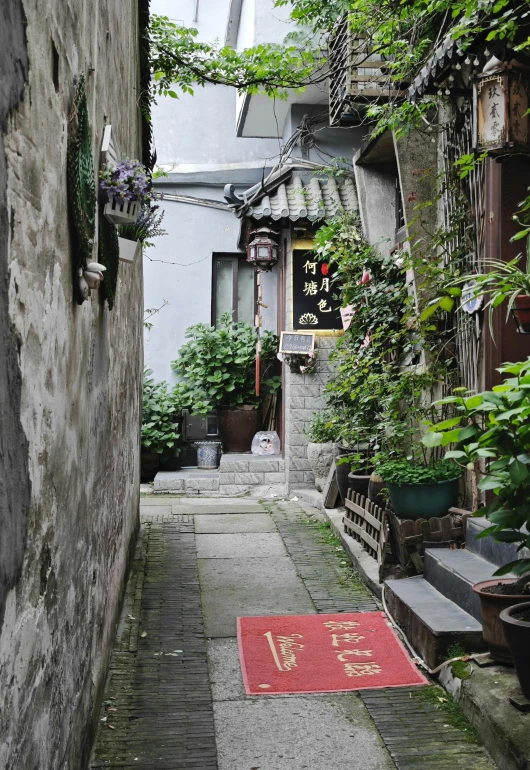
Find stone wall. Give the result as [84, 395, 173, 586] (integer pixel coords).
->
[0, 1, 143, 768]
[284, 235, 338, 491]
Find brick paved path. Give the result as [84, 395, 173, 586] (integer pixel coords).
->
[89, 497, 497, 770]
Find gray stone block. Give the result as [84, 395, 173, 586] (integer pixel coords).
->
[185, 477, 219, 492]
[290, 384, 322, 397]
[263, 472, 286, 484]
[218, 472, 235, 484]
[235, 472, 264, 485]
[288, 458, 311, 471]
[219, 460, 249, 473]
[153, 473, 185, 492]
[304, 471, 315, 483]
[287, 471, 305, 483]
[317, 335, 339, 348]
[286, 397, 305, 409]
[246, 460, 281, 473]
[288, 434, 309, 447]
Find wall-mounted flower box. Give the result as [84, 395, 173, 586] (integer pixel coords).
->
[104, 196, 139, 226]
[118, 237, 141, 263]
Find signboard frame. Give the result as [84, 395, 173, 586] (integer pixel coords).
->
[279, 331, 315, 355]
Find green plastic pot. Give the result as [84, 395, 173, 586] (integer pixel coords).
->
[386, 477, 460, 520]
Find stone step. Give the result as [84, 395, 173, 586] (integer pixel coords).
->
[219, 453, 286, 495]
[219, 453, 285, 474]
[385, 576, 485, 668]
[424, 548, 498, 621]
[466, 516, 529, 567]
[154, 469, 220, 493]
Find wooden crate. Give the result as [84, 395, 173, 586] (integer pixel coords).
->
[343, 491, 389, 579]
[387, 507, 472, 574]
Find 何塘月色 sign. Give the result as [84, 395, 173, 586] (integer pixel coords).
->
[292, 249, 342, 331]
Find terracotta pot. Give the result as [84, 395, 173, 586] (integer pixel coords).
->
[473, 578, 530, 663]
[141, 451, 160, 483]
[514, 295, 530, 333]
[218, 406, 261, 453]
[500, 602, 530, 698]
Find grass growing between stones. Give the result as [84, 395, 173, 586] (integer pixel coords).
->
[304, 519, 368, 591]
[419, 685, 479, 744]
[446, 642, 473, 681]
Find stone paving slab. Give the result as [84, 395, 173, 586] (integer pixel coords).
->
[194, 513, 276, 533]
[214, 695, 395, 770]
[199, 556, 315, 638]
[207, 638, 246, 701]
[196, 532, 287, 559]
[171, 499, 267, 514]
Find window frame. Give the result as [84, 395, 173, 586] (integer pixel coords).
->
[211, 253, 257, 327]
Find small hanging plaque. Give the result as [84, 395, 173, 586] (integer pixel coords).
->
[461, 279, 483, 315]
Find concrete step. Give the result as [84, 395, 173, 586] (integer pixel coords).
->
[466, 516, 530, 567]
[154, 469, 219, 493]
[424, 548, 498, 621]
[385, 576, 485, 668]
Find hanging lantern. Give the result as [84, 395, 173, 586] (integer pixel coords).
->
[246, 227, 279, 271]
[473, 58, 530, 155]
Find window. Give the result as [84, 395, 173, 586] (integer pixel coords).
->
[212, 254, 256, 326]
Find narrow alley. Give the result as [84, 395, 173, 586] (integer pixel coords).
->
[90, 497, 496, 770]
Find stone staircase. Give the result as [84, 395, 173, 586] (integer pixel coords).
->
[153, 454, 287, 496]
[385, 517, 517, 668]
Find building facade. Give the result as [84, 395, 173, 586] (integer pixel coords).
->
[0, 1, 146, 767]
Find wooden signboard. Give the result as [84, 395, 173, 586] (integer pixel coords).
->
[292, 249, 342, 331]
[279, 331, 315, 355]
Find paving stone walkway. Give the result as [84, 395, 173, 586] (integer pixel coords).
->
[89, 496, 498, 770]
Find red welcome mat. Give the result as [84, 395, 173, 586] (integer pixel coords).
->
[237, 612, 427, 695]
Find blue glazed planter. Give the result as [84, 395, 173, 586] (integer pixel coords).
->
[386, 477, 460, 520]
[196, 441, 221, 470]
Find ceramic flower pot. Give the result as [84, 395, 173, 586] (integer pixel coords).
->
[386, 477, 460, 520]
[500, 602, 530, 698]
[307, 442, 339, 492]
[218, 406, 261, 453]
[473, 579, 530, 663]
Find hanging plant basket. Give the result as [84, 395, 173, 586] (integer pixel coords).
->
[511, 295, 530, 334]
[104, 196, 139, 226]
[118, 237, 141, 263]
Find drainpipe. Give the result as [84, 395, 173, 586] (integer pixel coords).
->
[193, 0, 199, 22]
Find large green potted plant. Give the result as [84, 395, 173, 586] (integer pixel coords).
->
[172, 314, 278, 453]
[141, 368, 182, 480]
[376, 458, 461, 520]
[425, 360, 530, 666]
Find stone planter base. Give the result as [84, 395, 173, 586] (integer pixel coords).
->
[307, 442, 339, 492]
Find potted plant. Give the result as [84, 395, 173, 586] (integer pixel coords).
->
[305, 411, 340, 492]
[427, 235, 530, 334]
[99, 157, 152, 225]
[500, 602, 530, 698]
[425, 359, 530, 664]
[141, 368, 182, 480]
[172, 314, 278, 453]
[118, 199, 166, 263]
[376, 458, 461, 519]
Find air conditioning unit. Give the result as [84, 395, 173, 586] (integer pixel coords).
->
[329, 17, 407, 127]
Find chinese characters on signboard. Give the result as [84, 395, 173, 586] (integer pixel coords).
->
[292, 250, 342, 331]
[476, 71, 530, 153]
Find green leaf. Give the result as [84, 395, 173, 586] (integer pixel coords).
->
[510, 459, 529, 484]
[459, 425, 478, 440]
[444, 450, 466, 459]
[419, 303, 438, 321]
[421, 432, 443, 447]
[439, 296, 455, 312]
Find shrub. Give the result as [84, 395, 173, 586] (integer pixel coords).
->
[377, 459, 461, 485]
[141, 368, 181, 455]
[171, 313, 278, 416]
[305, 411, 340, 443]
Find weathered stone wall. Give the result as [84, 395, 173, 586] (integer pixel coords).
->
[0, 1, 143, 768]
